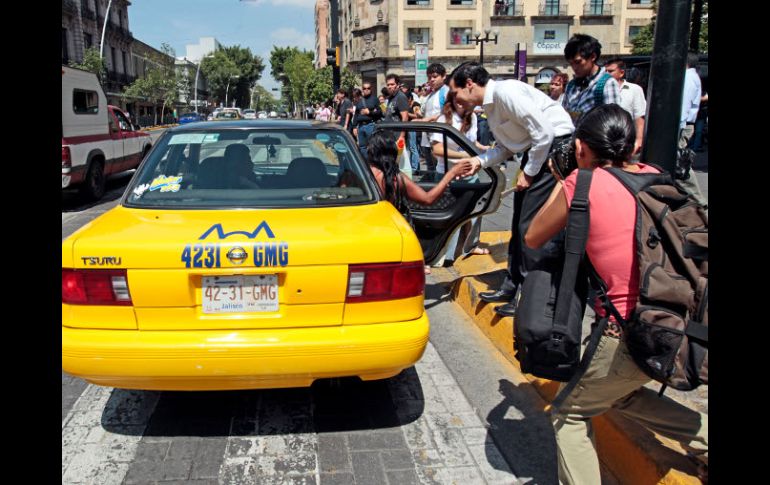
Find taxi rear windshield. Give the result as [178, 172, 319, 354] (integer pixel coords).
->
[124, 129, 376, 208]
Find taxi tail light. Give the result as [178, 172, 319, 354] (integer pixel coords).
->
[62, 146, 71, 169]
[346, 261, 424, 303]
[62, 269, 132, 306]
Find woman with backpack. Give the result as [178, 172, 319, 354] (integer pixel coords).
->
[525, 104, 708, 485]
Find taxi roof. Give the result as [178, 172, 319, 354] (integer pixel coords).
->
[167, 120, 346, 132]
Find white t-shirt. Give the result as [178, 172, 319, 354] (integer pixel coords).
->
[421, 85, 449, 147]
[430, 112, 477, 173]
[618, 81, 647, 120]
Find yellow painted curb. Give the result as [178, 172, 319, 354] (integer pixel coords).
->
[448, 231, 701, 485]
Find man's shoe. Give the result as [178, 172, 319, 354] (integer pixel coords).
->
[495, 302, 518, 317]
[479, 289, 515, 303]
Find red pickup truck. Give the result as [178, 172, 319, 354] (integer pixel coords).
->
[62, 66, 153, 200]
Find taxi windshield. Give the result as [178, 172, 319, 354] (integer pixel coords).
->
[124, 128, 376, 208]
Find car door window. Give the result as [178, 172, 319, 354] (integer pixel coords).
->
[114, 110, 132, 131]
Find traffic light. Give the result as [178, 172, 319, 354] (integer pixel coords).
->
[325, 47, 339, 67]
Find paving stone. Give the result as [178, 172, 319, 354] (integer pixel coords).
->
[459, 427, 494, 446]
[257, 475, 318, 485]
[319, 472, 355, 485]
[255, 453, 317, 476]
[435, 385, 477, 414]
[227, 438, 260, 457]
[379, 448, 415, 470]
[432, 429, 476, 467]
[351, 451, 387, 485]
[402, 417, 437, 450]
[166, 440, 199, 461]
[347, 429, 408, 451]
[425, 412, 482, 431]
[123, 460, 164, 484]
[431, 466, 486, 485]
[467, 443, 517, 484]
[411, 448, 444, 467]
[386, 468, 421, 485]
[190, 458, 223, 480]
[133, 441, 170, 461]
[219, 457, 257, 485]
[415, 466, 444, 485]
[194, 437, 228, 461]
[317, 434, 351, 473]
[258, 434, 317, 456]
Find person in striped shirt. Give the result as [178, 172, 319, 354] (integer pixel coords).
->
[561, 34, 620, 124]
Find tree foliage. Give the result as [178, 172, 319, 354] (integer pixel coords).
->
[305, 67, 361, 105]
[631, 0, 708, 55]
[251, 84, 279, 111]
[200, 46, 265, 108]
[69, 47, 106, 79]
[122, 43, 179, 124]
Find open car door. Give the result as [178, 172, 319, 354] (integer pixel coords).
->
[373, 122, 506, 265]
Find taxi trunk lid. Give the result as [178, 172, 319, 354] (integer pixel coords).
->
[65, 204, 409, 330]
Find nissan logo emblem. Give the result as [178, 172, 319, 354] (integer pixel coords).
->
[227, 246, 248, 265]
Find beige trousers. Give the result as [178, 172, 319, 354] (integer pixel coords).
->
[551, 336, 708, 485]
[678, 125, 709, 212]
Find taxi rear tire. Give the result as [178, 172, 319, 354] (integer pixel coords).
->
[81, 159, 105, 201]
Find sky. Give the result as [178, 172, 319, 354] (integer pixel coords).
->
[128, 0, 317, 97]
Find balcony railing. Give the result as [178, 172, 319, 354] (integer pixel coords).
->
[539, 1, 568, 16]
[80, 5, 96, 21]
[493, 2, 524, 17]
[583, 1, 611, 16]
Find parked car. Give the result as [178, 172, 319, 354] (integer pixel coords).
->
[257, 111, 268, 119]
[242, 109, 257, 120]
[268, 111, 278, 118]
[62, 65, 153, 200]
[61, 120, 505, 391]
[178, 112, 204, 124]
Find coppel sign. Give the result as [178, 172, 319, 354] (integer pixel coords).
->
[533, 24, 569, 55]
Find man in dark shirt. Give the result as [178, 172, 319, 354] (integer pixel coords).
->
[335, 89, 353, 131]
[354, 82, 383, 158]
[385, 74, 410, 145]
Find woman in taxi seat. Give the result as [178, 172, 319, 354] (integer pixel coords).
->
[367, 130, 470, 274]
[223, 144, 259, 188]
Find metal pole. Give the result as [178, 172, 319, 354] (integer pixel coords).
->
[99, 0, 113, 59]
[329, 0, 340, 92]
[480, 39, 484, 66]
[225, 79, 230, 107]
[640, 0, 693, 174]
[194, 62, 202, 113]
[690, 0, 704, 52]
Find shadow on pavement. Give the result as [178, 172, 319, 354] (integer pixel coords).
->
[101, 369, 425, 438]
[486, 379, 558, 485]
[61, 171, 134, 212]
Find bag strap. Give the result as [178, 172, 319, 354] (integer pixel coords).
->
[552, 169, 593, 336]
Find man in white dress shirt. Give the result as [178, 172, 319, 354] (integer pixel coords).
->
[678, 52, 708, 212]
[604, 58, 646, 156]
[449, 61, 574, 316]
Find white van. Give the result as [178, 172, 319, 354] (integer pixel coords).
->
[62, 65, 153, 199]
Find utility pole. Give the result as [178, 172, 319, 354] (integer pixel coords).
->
[328, 0, 341, 92]
[689, 0, 704, 52]
[640, 0, 693, 174]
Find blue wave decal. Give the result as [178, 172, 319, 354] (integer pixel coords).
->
[198, 221, 276, 240]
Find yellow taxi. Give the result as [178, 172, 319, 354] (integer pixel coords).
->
[62, 120, 504, 391]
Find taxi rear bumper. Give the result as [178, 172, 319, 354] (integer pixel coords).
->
[62, 313, 429, 391]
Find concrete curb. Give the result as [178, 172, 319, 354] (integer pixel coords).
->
[444, 231, 702, 485]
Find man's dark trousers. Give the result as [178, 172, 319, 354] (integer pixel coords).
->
[498, 137, 567, 295]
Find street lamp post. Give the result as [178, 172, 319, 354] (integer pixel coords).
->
[465, 28, 499, 66]
[99, 0, 114, 60]
[225, 75, 240, 108]
[193, 53, 214, 114]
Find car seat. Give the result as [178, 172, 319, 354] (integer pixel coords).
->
[285, 157, 329, 188]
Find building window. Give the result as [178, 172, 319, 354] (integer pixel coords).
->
[407, 28, 430, 47]
[83, 32, 93, 49]
[450, 0, 474, 5]
[628, 25, 643, 41]
[543, 0, 561, 16]
[630, 0, 651, 4]
[406, 0, 431, 5]
[111, 47, 118, 72]
[123, 51, 130, 76]
[449, 27, 471, 45]
[62, 28, 69, 64]
[494, 0, 521, 16]
[586, 0, 604, 15]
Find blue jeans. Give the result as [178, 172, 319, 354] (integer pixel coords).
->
[357, 122, 376, 159]
[689, 118, 706, 151]
[408, 131, 420, 172]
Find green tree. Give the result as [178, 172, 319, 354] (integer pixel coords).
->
[305, 66, 361, 105]
[250, 84, 278, 111]
[200, 46, 264, 108]
[283, 51, 315, 113]
[69, 47, 107, 79]
[122, 43, 179, 125]
[632, 0, 708, 55]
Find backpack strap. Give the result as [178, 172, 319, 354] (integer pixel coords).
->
[593, 72, 611, 107]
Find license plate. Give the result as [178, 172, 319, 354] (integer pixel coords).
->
[202, 275, 278, 314]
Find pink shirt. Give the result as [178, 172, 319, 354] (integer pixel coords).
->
[562, 164, 659, 320]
